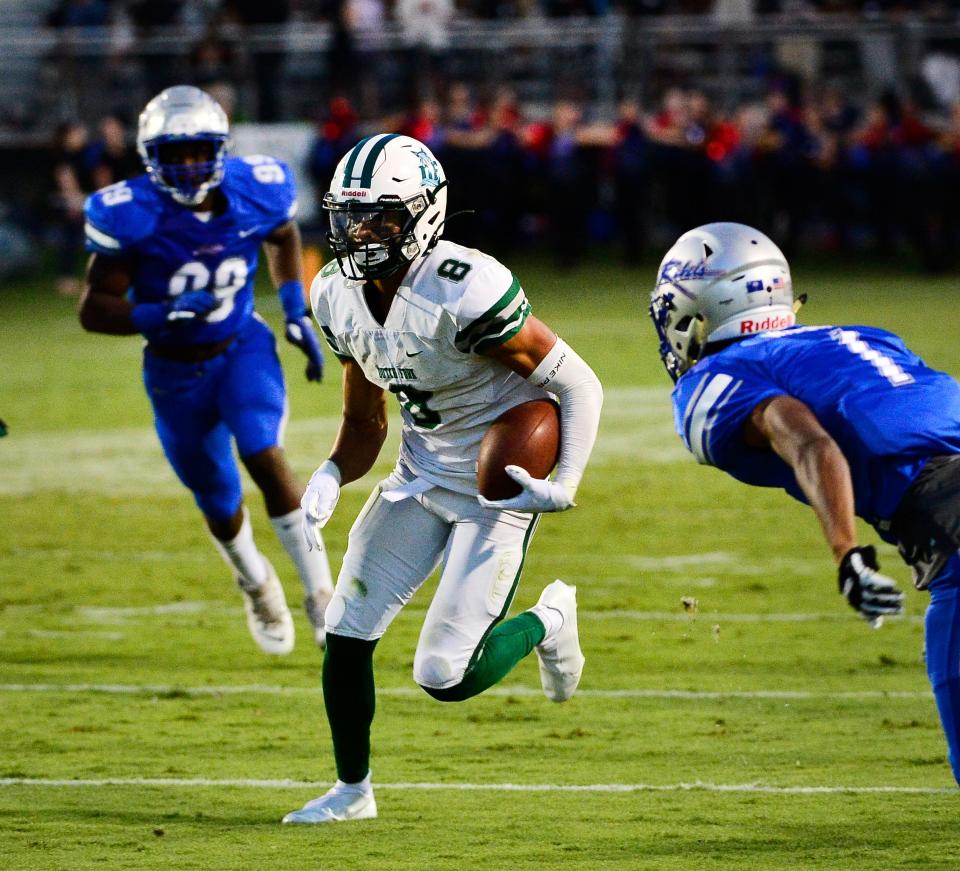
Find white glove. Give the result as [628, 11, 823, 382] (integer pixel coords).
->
[477, 465, 575, 513]
[301, 460, 341, 550]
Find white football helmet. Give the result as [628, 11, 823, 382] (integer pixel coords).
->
[137, 85, 230, 206]
[323, 134, 448, 280]
[650, 222, 796, 381]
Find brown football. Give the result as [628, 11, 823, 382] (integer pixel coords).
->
[477, 399, 561, 501]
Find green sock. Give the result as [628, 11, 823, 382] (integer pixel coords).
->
[422, 611, 546, 702]
[323, 633, 378, 783]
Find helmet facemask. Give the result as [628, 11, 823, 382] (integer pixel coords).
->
[649, 290, 707, 383]
[143, 134, 229, 206]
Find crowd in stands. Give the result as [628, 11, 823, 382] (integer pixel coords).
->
[35, 0, 960, 127]
[41, 0, 960, 27]
[47, 114, 140, 294]
[42, 80, 960, 288]
[30, 0, 960, 276]
[306, 83, 960, 270]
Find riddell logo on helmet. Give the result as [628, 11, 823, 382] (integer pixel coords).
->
[740, 314, 795, 334]
[342, 190, 368, 198]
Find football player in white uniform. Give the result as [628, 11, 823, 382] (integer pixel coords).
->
[282, 134, 603, 824]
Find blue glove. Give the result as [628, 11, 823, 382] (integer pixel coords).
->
[130, 292, 219, 334]
[278, 280, 324, 383]
[285, 316, 325, 382]
[167, 290, 220, 322]
[278, 280, 307, 319]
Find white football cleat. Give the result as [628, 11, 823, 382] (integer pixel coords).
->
[282, 781, 378, 824]
[304, 591, 332, 650]
[530, 580, 585, 703]
[238, 558, 294, 655]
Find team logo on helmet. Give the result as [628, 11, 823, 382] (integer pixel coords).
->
[413, 148, 441, 186]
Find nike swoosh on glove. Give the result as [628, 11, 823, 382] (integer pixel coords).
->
[477, 465, 575, 513]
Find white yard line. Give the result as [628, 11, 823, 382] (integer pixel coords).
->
[0, 597, 922, 625]
[0, 390, 679, 497]
[26, 630, 126, 640]
[579, 610, 925, 623]
[0, 777, 951, 795]
[0, 683, 931, 700]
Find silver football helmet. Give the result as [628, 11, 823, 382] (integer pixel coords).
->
[323, 134, 448, 280]
[137, 85, 230, 206]
[650, 222, 796, 381]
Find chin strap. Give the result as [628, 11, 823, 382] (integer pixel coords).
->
[793, 293, 808, 315]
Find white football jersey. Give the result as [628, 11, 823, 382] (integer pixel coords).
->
[310, 240, 547, 494]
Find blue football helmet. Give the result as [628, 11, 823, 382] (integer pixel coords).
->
[137, 86, 230, 206]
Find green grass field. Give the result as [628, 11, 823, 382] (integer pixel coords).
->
[1, 256, 958, 870]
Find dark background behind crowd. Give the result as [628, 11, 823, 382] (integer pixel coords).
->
[7, 0, 960, 289]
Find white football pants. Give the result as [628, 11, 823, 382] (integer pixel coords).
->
[324, 463, 540, 690]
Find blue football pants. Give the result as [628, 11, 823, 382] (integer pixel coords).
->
[925, 556, 960, 785]
[142, 317, 287, 523]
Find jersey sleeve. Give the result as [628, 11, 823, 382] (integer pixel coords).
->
[309, 264, 353, 361]
[673, 364, 785, 467]
[238, 155, 299, 232]
[452, 256, 531, 354]
[83, 181, 157, 255]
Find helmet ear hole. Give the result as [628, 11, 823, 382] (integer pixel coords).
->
[675, 315, 693, 332]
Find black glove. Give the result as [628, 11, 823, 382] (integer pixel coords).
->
[838, 545, 905, 628]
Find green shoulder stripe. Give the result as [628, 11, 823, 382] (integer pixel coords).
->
[455, 275, 526, 352]
[471, 301, 531, 353]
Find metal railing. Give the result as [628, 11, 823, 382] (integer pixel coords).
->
[2, 14, 960, 136]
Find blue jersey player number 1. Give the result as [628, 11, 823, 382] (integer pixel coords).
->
[650, 221, 960, 786]
[79, 86, 334, 655]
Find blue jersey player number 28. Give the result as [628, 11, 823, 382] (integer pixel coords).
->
[79, 86, 334, 658]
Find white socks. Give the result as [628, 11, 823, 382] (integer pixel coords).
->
[270, 507, 334, 599]
[210, 507, 268, 591]
[337, 771, 372, 792]
[211, 507, 334, 599]
[529, 602, 564, 640]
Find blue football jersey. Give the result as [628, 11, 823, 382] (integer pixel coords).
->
[672, 325, 960, 526]
[83, 155, 298, 345]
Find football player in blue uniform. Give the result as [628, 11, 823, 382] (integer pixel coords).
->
[649, 221, 960, 785]
[78, 86, 334, 655]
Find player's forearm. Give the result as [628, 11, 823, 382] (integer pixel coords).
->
[328, 413, 389, 486]
[753, 396, 858, 564]
[78, 290, 139, 335]
[264, 222, 303, 289]
[527, 338, 603, 496]
[791, 436, 858, 564]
